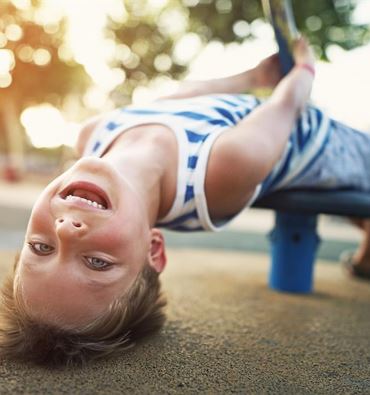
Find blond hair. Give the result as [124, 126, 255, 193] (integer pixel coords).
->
[0, 255, 166, 367]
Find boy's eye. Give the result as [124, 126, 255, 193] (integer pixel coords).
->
[28, 242, 54, 255]
[85, 256, 112, 271]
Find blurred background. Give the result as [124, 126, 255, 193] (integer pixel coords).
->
[0, 0, 369, 183]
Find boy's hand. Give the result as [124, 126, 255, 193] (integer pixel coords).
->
[251, 53, 283, 90]
[292, 37, 315, 68]
[270, 36, 315, 115]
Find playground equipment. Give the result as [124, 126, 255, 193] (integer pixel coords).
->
[252, 190, 370, 293]
[256, 1, 370, 293]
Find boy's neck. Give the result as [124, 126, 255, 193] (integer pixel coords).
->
[101, 124, 177, 226]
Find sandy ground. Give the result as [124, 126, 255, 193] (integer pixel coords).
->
[0, 248, 369, 394]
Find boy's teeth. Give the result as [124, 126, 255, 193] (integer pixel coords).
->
[65, 195, 106, 209]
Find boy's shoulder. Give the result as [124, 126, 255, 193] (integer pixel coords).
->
[75, 115, 105, 157]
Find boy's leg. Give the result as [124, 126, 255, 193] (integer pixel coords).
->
[346, 218, 370, 277]
[258, 114, 370, 279]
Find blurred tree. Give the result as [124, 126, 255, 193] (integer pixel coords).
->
[107, 0, 369, 104]
[107, 1, 188, 104]
[184, 0, 370, 59]
[0, 0, 89, 178]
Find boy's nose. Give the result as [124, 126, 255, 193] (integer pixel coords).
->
[55, 217, 87, 238]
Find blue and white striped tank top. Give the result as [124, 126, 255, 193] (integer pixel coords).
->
[83, 94, 329, 231]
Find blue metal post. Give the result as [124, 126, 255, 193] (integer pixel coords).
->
[268, 212, 320, 293]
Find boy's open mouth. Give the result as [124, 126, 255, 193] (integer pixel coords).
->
[59, 181, 111, 210]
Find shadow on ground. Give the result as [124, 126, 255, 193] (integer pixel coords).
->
[0, 249, 369, 394]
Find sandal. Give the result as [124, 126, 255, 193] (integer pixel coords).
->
[340, 250, 370, 280]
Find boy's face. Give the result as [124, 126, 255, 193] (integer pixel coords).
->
[16, 157, 159, 328]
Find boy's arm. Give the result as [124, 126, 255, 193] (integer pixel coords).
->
[208, 38, 315, 196]
[161, 53, 283, 99]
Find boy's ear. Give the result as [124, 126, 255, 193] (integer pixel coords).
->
[147, 229, 167, 273]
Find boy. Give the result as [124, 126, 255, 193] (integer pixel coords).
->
[0, 38, 369, 366]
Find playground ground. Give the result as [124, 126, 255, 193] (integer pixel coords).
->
[0, 179, 369, 394]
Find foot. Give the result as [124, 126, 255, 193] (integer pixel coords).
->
[340, 251, 370, 280]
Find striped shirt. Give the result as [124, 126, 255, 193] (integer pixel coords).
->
[83, 94, 329, 231]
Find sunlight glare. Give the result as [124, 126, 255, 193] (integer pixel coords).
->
[0, 49, 15, 73]
[33, 48, 51, 66]
[21, 105, 80, 148]
[187, 37, 276, 79]
[62, 0, 123, 90]
[352, 0, 370, 24]
[5, 24, 23, 41]
[312, 43, 370, 132]
[0, 73, 12, 88]
[105, 0, 127, 23]
[17, 45, 33, 62]
[148, 0, 169, 10]
[158, 8, 188, 36]
[173, 33, 202, 65]
[0, 33, 7, 48]
[250, 19, 274, 39]
[10, 0, 31, 10]
[34, 3, 63, 26]
[83, 86, 112, 110]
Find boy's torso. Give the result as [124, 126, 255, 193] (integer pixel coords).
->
[81, 94, 330, 231]
[81, 94, 262, 231]
[109, 122, 256, 222]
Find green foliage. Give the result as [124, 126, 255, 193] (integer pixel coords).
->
[184, 0, 369, 58]
[186, 0, 262, 42]
[292, 0, 370, 59]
